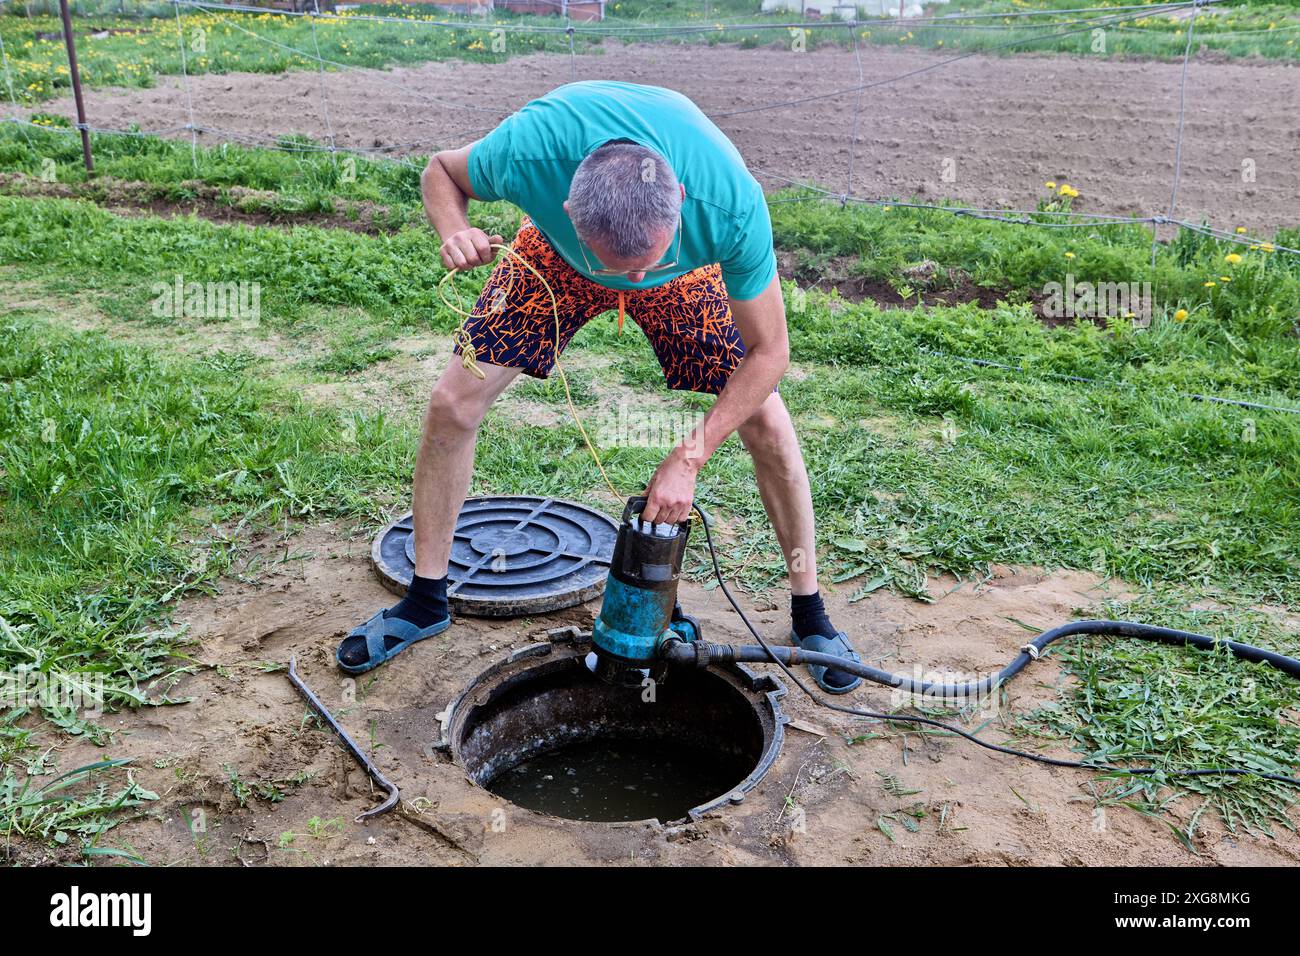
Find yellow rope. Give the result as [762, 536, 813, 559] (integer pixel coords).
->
[437, 243, 623, 502]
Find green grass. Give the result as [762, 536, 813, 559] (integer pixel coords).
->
[0, 191, 464, 327]
[1020, 593, 1300, 845]
[0, 121, 445, 232]
[0, 4, 600, 103]
[841, 2, 1300, 61]
[0, 311, 419, 854]
[771, 189, 1300, 367]
[653, 0, 1300, 60]
[313, 329, 398, 374]
[514, 368, 599, 406]
[0, 116, 1297, 848]
[0, 756, 156, 856]
[0, 177, 1295, 602]
[0, 309, 418, 670]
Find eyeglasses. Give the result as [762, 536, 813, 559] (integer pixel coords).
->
[577, 220, 682, 278]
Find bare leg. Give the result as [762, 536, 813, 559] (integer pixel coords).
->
[411, 359, 520, 578]
[739, 393, 861, 690]
[737, 392, 819, 595]
[337, 358, 518, 669]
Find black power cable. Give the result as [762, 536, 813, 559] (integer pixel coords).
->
[687, 504, 1300, 790]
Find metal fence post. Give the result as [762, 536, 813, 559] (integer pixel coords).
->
[57, 0, 93, 173]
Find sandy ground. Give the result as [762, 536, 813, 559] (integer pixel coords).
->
[11, 43, 1300, 865]
[30, 42, 1300, 233]
[6, 275, 1299, 867]
[28, 522, 1297, 867]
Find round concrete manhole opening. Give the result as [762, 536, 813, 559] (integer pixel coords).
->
[371, 496, 618, 617]
[439, 631, 788, 825]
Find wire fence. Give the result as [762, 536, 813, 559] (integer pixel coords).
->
[7, 0, 1216, 36]
[1, 0, 1297, 415]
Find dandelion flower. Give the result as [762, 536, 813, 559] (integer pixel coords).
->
[1045, 181, 1056, 189]
[1224, 253, 1241, 265]
[1204, 281, 1216, 288]
[1235, 226, 1247, 234]
[1174, 309, 1188, 321]
[1261, 243, 1275, 253]
[1064, 251, 1075, 259]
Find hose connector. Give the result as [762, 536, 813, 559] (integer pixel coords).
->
[660, 638, 732, 668]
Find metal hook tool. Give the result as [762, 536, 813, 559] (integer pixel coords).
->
[287, 656, 400, 823]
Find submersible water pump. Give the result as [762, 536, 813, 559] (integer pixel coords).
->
[591, 497, 700, 683]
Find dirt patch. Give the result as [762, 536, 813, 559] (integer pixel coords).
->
[781, 249, 1119, 328]
[38, 522, 1298, 867]
[28, 42, 1300, 233]
[777, 249, 1027, 311]
[0, 171, 404, 235]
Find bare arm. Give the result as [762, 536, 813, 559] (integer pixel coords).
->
[687, 275, 789, 464]
[642, 274, 789, 524]
[421, 142, 501, 270]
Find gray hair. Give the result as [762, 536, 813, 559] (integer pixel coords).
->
[567, 142, 681, 260]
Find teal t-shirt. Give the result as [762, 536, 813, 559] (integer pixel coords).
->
[467, 81, 777, 301]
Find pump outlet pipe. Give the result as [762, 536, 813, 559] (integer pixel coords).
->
[661, 619, 1300, 699]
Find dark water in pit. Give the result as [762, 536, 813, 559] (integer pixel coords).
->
[488, 738, 751, 823]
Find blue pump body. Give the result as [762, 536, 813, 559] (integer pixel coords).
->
[591, 499, 698, 669]
[593, 576, 699, 665]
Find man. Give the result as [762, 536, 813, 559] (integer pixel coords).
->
[337, 81, 862, 693]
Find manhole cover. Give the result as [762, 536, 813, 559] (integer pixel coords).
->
[370, 496, 618, 617]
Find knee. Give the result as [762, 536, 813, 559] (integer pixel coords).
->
[423, 381, 488, 438]
[739, 403, 794, 463]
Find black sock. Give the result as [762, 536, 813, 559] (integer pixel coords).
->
[385, 574, 449, 629]
[791, 590, 855, 690]
[338, 575, 448, 667]
[791, 590, 834, 640]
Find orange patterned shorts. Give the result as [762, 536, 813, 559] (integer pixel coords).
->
[456, 220, 745, 395]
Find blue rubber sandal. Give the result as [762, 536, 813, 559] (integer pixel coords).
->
[792, 628, 864, 695]
[336, 610, 450, 675]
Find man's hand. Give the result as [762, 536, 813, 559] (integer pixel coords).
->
[642, 446, 699, 526]
[422, 144, 501, 271]
[440, 227, 503, 271]
[640, 277, 789, 527]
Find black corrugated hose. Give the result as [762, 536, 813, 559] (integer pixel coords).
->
[680, 504, 1300, 789]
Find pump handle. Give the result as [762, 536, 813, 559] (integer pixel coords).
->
[621, 495, 649, 523]
[621, 495, 691, 533]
